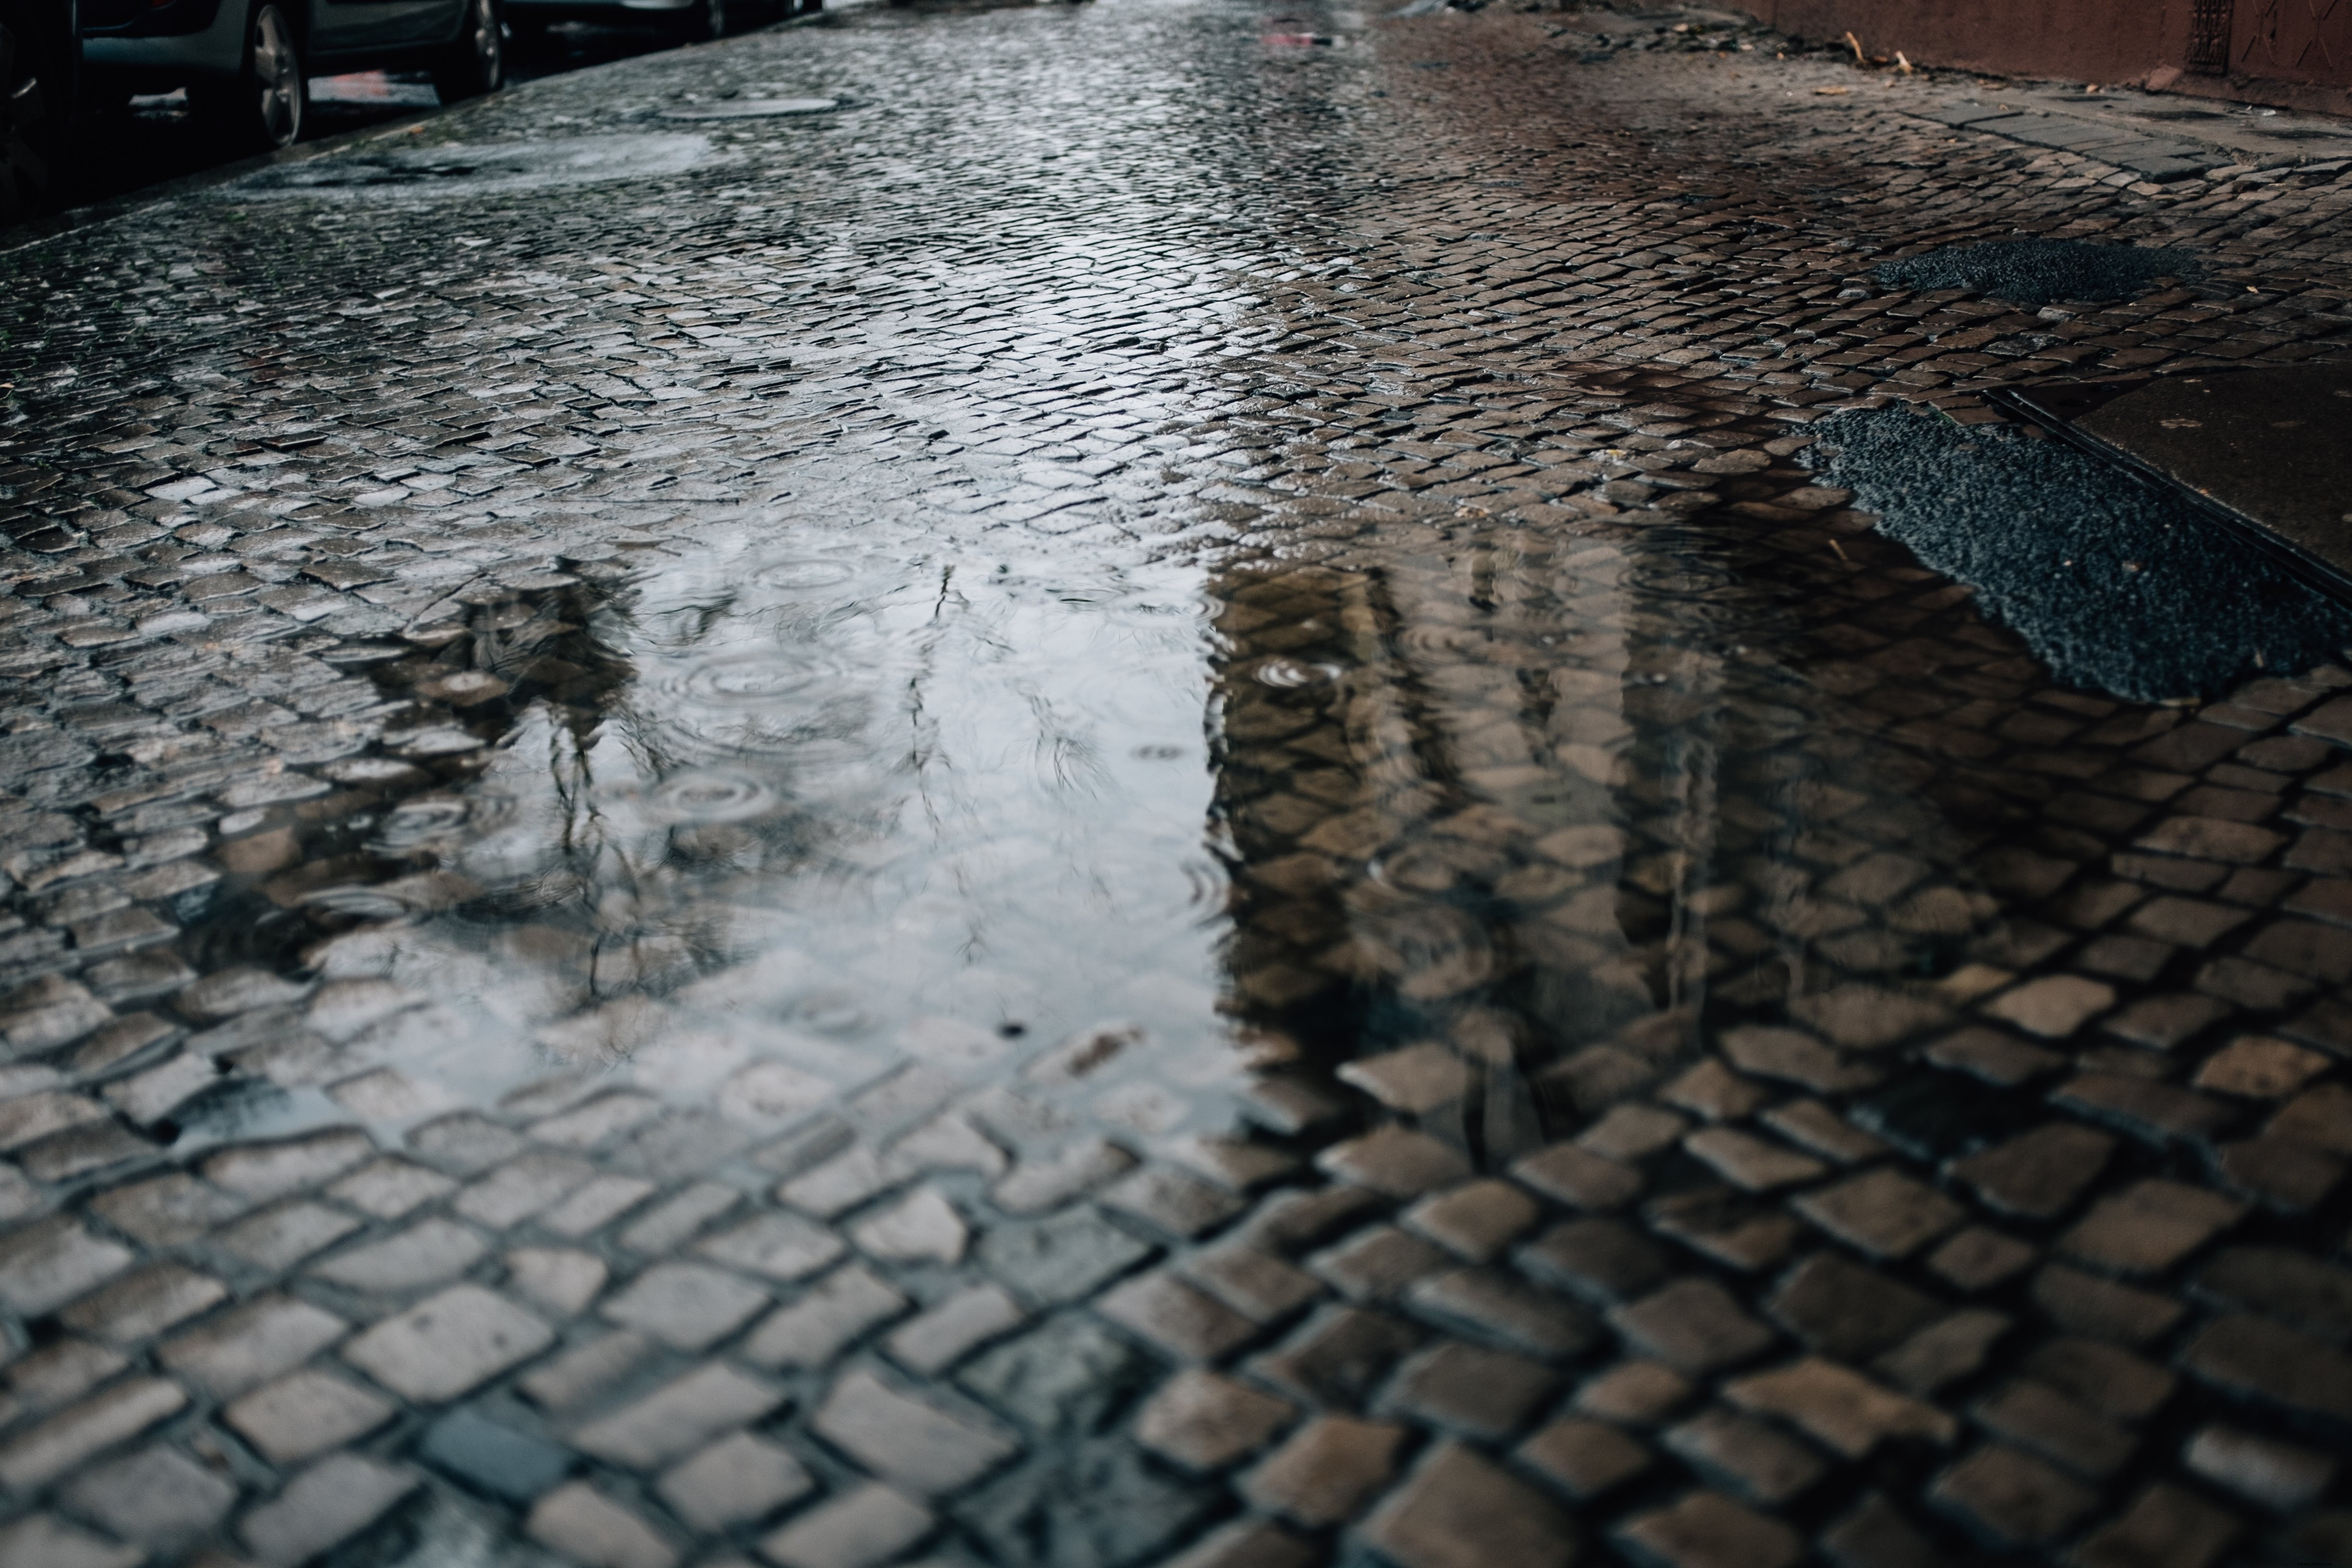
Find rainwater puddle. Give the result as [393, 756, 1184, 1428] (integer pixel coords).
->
[158, 4, 2132, 1204]
[658, 97, 840, 120]
[197, 468, 2024, 1186]
[220, 133, 712, 200]
[206, 522, 1237, 1150]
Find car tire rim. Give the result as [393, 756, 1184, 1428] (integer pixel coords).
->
[473, 0, 501, 83]
[253, 6, 301, 147]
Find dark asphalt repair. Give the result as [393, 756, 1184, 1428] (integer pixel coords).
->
[1874, 237, 2201, 307]
[1806, 407, 2352, 703]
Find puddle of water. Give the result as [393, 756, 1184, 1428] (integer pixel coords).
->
[658, 96, 840, 119]
[200, 523, 1236, 1146]
[150, 4, 2128, 1191]
[220, 133, 713, 200]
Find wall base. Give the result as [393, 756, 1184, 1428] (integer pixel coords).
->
[1715, 0, 2350, 119]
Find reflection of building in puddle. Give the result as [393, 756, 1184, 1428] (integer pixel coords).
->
[1207, 516, 2006, 1173]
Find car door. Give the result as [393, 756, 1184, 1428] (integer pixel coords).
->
[307, 0, 459, 60]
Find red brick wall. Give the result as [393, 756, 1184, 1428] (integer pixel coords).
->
[1729, 0, 2185, 85]
[1715, 0, 2352, 114]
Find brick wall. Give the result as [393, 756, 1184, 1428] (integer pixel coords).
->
[1716, 0, 2352, 115]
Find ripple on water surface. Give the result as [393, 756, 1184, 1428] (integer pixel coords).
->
[244, 531, 1233, 1135]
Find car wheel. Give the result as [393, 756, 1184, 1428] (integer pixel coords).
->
[0, 0, 71, 224]
[432, 0, 504, 102]
[195, 1, 306, 155]
[671, 0, 725, 43]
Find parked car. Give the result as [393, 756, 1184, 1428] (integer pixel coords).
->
[506, 0, 805, 49]
[1, 0, 77, 223]
[507, 0, 709, 45]
[78, 0, 502, 153]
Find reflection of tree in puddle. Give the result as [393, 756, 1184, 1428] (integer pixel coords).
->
[181, 528, 1253, 1163]
[1207, 513, 2007, 1172]
[289, 569, 895, 1075]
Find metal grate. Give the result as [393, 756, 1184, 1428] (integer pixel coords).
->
[2189, 0, 2237, 71]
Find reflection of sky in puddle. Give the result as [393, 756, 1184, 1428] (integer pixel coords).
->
[276, 526, 1235, 1147]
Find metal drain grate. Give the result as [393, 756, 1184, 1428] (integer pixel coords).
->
[2189, 0, 2236, 73]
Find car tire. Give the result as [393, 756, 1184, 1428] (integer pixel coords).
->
[0, 0, 73, 224]
[432, 0, 504, 103]
[194, 0, 306, 155]
[670, 0, 725, 44]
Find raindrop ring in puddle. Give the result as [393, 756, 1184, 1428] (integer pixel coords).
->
[368, 789, 517, 857]
[1253, 655, 1344, 688]
[675, 649, 839, 705]
[645, 770, 778, 824]
[748, 557, 859, 592]
[371, 796, 472, 854]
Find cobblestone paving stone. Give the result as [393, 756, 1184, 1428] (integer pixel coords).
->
[4, 1, 2352, 1565]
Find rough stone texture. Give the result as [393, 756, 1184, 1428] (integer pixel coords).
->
[1358, 1441, 1579, 1568]
[60, 1444, 239, 1547]
[759, 1483, 933, 1568]
[572, 1363, 786, 1470]
[655, 1431, 813, 1531]
[1240, 1415, 1403, 1526]
[1724, 1358, 1958, 1458]
[1137, 1369, 1298, 1471]
[340, 1284, 554, 1403]
[159, 1294, 347, 1398]
[0, 1514, 145, 1568]
[417, 1407, 575, 1503]
[0, 6, 2348, 1568]
[527, 1481, 680, 1568]
[222, 1369, 397, 1463]
[238, 1454, 417, 1566]
[1519, 1416, 1653, 1499]
[1618, 1490, 1803, 1568]
[0, 1377, 187, 1488]
[600, 1262, 772, 1352]
[809, 1370, 1020, 1496]
[1931, 1445, 2100, 1547]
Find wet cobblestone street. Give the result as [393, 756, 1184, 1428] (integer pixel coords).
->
[6, 3, 2352, 1565]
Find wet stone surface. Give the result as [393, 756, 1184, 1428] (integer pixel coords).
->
[4, 1, 2352, 1566]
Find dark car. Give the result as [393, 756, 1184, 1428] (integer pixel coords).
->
[79, 0, 502, 153]
[1, 0, 77, 223]
[505, 0, 809, 50]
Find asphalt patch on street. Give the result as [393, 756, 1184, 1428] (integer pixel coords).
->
[1805, 407, 2352, 702]
[1874, 238, 2198, 307]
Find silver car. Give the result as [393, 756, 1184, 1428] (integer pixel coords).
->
[80, 0, 503, 151]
